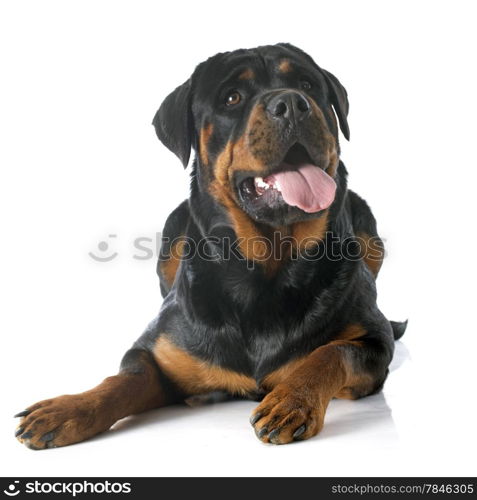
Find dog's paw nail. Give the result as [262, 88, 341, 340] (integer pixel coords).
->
[250, 413, 262, 425]
[14, 410, 30, 418]
[20, 431, 33, 439]
[268, 428, 280, 443]
[293, 424, 306, 439]
[257, 427, 268, 439]
[15, 427, 24, 437]
[40, 431, 55, 442]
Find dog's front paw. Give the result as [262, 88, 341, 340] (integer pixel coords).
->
[250, 384, 325, 445]
[14, 395, 108, 450]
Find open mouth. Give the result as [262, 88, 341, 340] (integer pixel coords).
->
[238, 143, 337, 214]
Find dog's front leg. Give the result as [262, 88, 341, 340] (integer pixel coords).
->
[250, 331, 393, 445]
[15, 349, 171, 449]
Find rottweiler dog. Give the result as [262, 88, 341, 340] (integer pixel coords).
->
[15, 43, 406, 449]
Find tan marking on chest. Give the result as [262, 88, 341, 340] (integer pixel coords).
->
[291, 212, 329, 251]
[154, 336, 257, 396]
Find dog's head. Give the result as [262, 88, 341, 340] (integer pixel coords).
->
[153, 43, 349, 228]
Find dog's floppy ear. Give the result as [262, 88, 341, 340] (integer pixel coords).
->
[320, 69, 350, 141]
[152, 79, 193, 168]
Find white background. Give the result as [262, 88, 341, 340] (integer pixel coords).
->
[1, 0, 476, 477]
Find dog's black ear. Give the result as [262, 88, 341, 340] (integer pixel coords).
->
[152, 80, 193, 168]
[320, 69, 350, 141]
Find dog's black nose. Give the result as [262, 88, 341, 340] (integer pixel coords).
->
[266, 91, 311, 122]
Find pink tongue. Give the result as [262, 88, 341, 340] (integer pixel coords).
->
[267, 164, 337, 213]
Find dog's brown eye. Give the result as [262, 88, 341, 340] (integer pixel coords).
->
[225, 91, 241, 106]
[300, 80, 312, 91]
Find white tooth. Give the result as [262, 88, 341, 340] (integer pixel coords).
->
[255, 177, 270, 190]
[274, 180, 281, 192]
